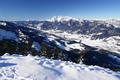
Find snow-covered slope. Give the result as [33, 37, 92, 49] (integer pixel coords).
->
[42, 30, 120, 54]
[0, 54, 120, 80]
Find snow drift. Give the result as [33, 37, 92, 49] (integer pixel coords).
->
[0, 54, 120, 80]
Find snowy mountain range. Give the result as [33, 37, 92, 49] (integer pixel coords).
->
[15, 16, 120, 53]
[0, 16, 120, 80]
[16, 16, 120, 39]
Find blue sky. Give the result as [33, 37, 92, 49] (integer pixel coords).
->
[0, 0, 120, 20]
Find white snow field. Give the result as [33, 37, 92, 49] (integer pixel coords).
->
[0, 54, 120, 80]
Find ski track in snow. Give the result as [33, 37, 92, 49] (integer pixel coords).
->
[0, 54, 120, 80]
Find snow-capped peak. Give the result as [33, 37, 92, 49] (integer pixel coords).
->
[47, 16, 79, 22]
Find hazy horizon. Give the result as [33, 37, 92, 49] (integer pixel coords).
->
[0, 0, 120, 20]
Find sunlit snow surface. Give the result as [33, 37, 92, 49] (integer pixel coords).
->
[0, 54, 120, 80]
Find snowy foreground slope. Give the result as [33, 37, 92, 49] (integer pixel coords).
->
[0, 54, 120, 80]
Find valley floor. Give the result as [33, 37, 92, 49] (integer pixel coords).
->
[42, 30, 120, 54]
[0, 54, 120, 80]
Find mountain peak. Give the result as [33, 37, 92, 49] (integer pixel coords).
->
[47, 16, 79, 22]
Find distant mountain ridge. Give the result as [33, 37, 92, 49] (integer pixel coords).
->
[15, 16, 120, 40]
